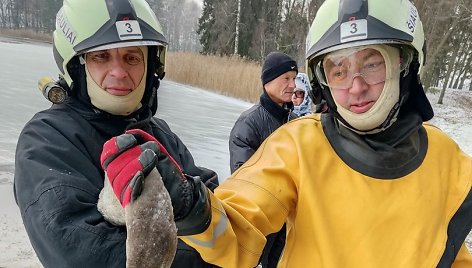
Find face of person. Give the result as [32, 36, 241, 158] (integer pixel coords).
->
[85, 46, 145, 96]
[323, 48, 386, 114]
[291, 90, 305, 106]
[265, 70, 297, 105]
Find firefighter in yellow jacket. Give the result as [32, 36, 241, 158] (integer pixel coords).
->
[105, 0, 472, 267]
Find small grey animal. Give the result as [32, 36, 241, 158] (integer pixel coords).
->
[98, 168, 177, 268]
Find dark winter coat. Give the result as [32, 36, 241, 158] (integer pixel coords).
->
[14, 98, 219, 268]
[229, 91, 296, 173]
[228, 90, 296, 268]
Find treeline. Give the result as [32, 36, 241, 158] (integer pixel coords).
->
[0, 0, 203, 51]
[0, 0, 470, 95]
[197, 0, 471, 96]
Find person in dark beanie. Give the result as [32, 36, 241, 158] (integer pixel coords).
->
[230, 51, 298, 173]
[228, 51, 298, 267]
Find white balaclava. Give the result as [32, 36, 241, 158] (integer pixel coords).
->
[329, 45, 401, 133]
[85, 46, 148, 116]
[293, 73, 313, 116]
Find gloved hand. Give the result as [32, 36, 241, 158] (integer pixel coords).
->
[115, 129, 212, 235]
[100, 131, 159, 207]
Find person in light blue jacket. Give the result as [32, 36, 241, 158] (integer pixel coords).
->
[292, 73, 313, 116]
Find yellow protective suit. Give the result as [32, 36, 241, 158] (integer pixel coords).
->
[183, 114, 472, 268]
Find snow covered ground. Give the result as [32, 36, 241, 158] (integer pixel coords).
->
[427, 89, 472, 253]
[0, 37, 471, 267]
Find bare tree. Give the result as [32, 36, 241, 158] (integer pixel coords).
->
[234, 0, 241, 55]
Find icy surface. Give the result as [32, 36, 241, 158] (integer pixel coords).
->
[0, 37, 470, 266]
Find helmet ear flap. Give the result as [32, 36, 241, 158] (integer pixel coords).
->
[155, 45, 166, 80]
[310, 82, 323, 106]
[399, 61, 433, 121]
[148, 46, 166, 80]
[65, 56, 88, 97]
[148, 74, 159, 115]
[307, 61, 325, 106]
[142, 46, 161, 115]
[156, 61, 165, 80]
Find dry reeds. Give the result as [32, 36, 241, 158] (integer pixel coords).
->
[166, 52, 262, 103]
[0, 29, 263, 103]
[0, 28, 52, 43]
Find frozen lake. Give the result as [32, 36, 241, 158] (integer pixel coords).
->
[0, 36, 252, 180]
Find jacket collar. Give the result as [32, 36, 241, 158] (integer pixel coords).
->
[260, 90, 294, 123]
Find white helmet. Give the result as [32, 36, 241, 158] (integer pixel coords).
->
[305, 0, 433, 133]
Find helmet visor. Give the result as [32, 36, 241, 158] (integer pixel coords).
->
[315, 45, 400, 90]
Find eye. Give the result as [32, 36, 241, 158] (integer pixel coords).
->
[362, 52, 385, 72]
[363, 60, 385, 72]
[87, 51, 109, 62]
[329, 67, 347, 80]
[334, 70, 344, 78]
[125, 54, 144, 65]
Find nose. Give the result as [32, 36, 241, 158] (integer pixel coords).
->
[108, 59, 128, 79]
[289, 78, 296, 89]
[349, 75, 368, 94]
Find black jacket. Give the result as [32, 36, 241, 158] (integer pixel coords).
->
[228, 90, 295, 268]
[14, 99, 218, 267]
[229, 90, 296, 173]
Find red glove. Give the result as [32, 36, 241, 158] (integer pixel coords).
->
[102, 129, 211, 235]
[120, 130, 194, 220]
[100, 130, 160, 207]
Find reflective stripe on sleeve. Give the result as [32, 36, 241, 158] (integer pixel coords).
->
[186, 202, 228, 248]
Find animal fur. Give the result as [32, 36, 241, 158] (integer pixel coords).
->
[98, 169, 177, 268]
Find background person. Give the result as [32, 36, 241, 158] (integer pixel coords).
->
[291, 72, 313, 116]
[228, 51, 298, 267]
[229, 51, 298, 173]
[14, 0, 218, 267]
[156, 0, 472, 267]
[291, 88, 305, 106]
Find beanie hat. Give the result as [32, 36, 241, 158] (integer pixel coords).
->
[261, 52, 298, 86]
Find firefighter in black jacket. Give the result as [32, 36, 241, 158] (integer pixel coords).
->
[14, 0, 218, 267]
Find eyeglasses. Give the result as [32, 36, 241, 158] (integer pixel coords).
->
[315, 46, 399, 90]
[293, 91, 305, 98]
